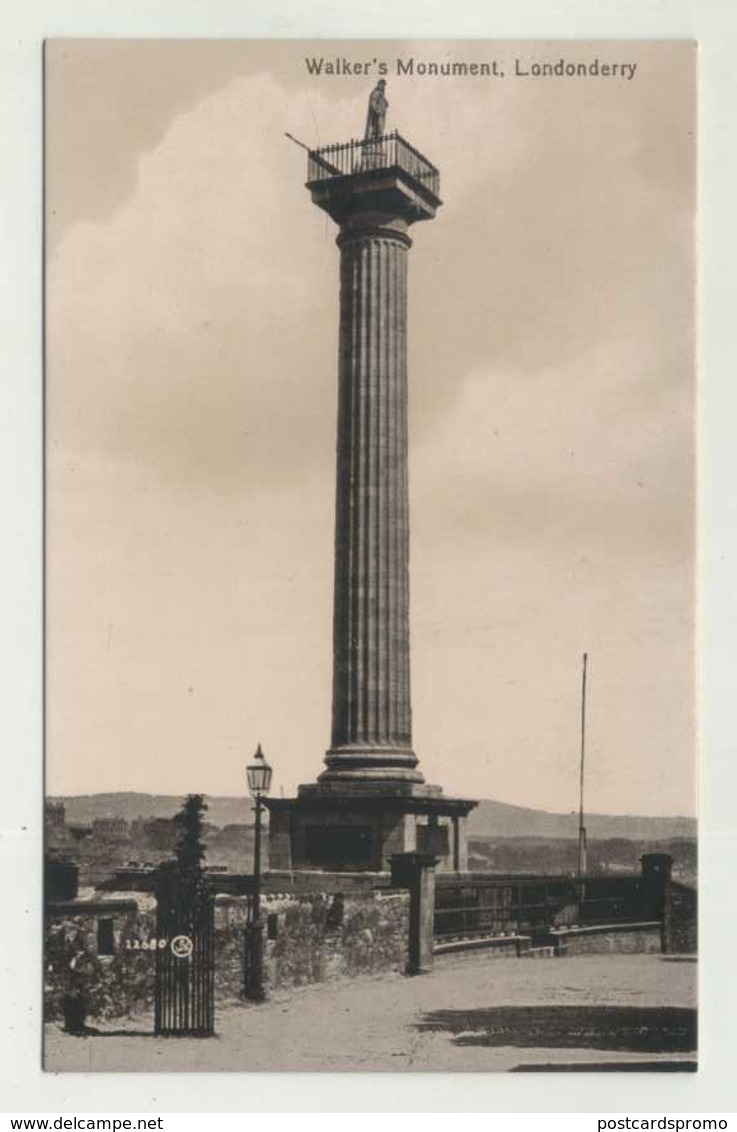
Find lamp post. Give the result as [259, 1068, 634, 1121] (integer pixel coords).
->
[244, 743, 272, 1001]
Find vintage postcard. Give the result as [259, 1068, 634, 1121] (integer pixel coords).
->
[44, 38, 696, 1072]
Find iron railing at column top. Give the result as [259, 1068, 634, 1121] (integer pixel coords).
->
[307, 131, 440, 198]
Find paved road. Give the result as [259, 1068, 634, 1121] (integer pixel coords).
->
[44, 952, 697, 1073]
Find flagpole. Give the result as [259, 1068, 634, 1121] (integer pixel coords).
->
[577, 652, 588, 879]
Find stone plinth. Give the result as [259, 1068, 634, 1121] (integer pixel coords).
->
[266, 789, 475, 875]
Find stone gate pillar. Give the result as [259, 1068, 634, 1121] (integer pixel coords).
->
[391, 850, 438, 975]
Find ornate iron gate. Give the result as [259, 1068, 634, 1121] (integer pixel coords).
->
[154, 867, 215, 1036]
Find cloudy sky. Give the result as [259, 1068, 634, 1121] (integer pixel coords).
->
[45, 39, 696, 815]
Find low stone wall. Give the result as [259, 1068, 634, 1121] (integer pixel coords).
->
[45, 886, 411, 1022]
[264, 870, 391, 894]
[551, 921, 662, 956]
[434, 934, 529, 958]
[44, 901, 157, 1021]
[215, 889, 410, 1001]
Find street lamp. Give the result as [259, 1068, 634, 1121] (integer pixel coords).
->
[244, 743, 272, 1001]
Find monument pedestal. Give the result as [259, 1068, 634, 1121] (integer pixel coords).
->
[266, 782, 475, 874]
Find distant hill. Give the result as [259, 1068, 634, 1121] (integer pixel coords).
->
[49, 791, 696, 841]
[467, 799, 696, 842]
[467, 834, 696, 883]
[50, 793, 252, 830]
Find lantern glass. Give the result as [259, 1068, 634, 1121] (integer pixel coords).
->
[246, 745, 273, 798]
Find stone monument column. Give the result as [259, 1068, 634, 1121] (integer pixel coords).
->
[265, 108, 477, 874]
[324, 215, 420, 784]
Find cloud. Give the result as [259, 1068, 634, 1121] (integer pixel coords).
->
[46, 42, 696, 813]
[48, 72, 357, 498]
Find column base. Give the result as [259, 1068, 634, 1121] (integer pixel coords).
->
[320, 743, 424, 786]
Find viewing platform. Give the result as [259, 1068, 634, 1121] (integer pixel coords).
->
[305, 131, 442, 227]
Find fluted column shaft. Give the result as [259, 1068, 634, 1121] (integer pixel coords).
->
[323, 221, 421, 782]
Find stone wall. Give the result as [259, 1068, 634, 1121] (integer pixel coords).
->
[435, 935, 528, 958]
[551, 922, 663, 956]
[44, 902, 157, 1021]
[45, 887, 410, 1022]
[664, 882, 697, 954]
[215, 889, 410, 1001]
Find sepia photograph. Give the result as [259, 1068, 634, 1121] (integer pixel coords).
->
[43, 38, 696, 1073]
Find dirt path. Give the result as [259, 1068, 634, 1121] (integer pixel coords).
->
[44, 953, 697, 1073]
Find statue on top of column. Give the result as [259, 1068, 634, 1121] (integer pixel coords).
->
[364, 80, 388, 140]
